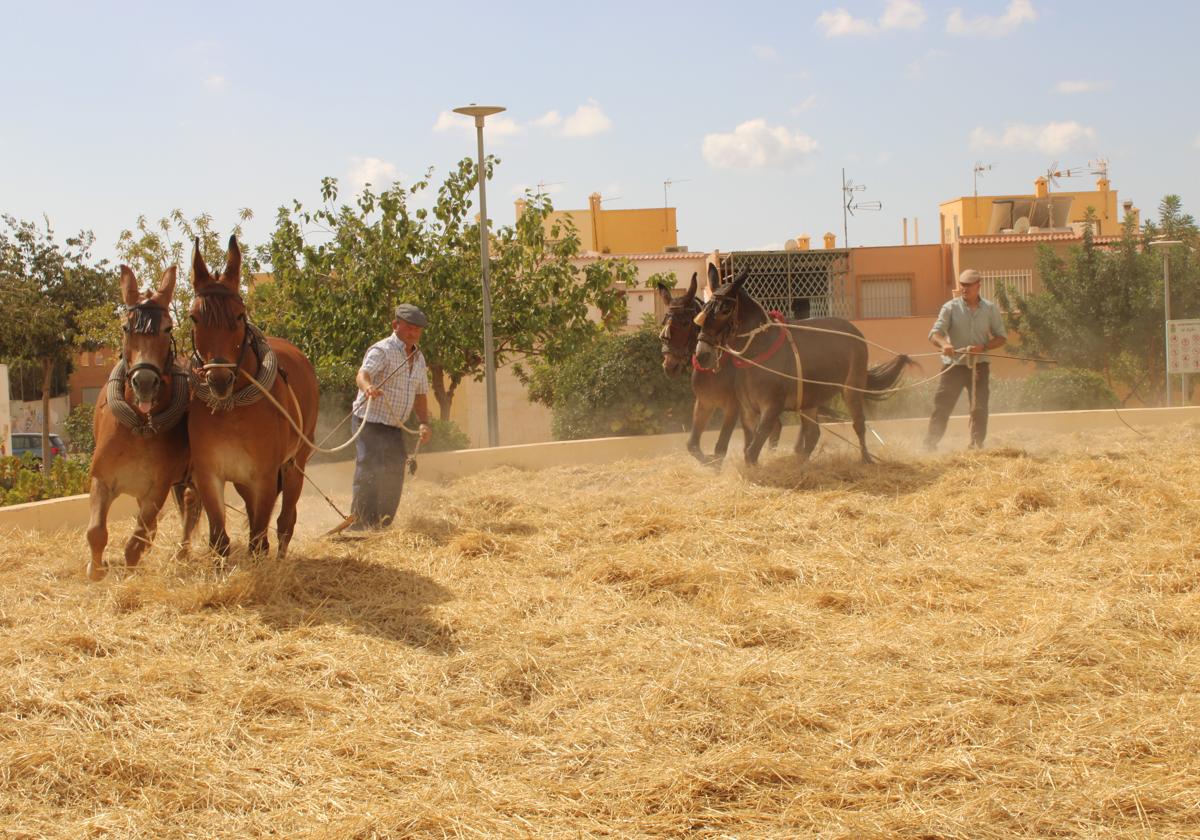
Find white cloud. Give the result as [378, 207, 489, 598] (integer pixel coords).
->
[947, 0, 1036, 37]
[562, 101, 612, 137]
[1054, 79, 1108, 95]
[818, 1, 926, 36]
[970, 120, 1096, 155]
[702, 119, 819, 171]
[752, 44, 779, 62]
[432, 109, 522, 138]
[533, 110, 562, 128]
[881, 0, 926, 30]
[203, 74, 228, 90]
[817, 8, 875, 36]
[347, 157, 400, 192]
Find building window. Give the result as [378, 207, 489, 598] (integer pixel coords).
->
[859, 274, 913, 318]
[978, 268, 1033, 306]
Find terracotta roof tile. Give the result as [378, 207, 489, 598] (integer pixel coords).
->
[959, 232, 1124, 245]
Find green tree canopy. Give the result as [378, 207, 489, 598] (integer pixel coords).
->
[0, 215, 114, 476]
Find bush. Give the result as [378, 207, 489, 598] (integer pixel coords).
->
[0, 453, 91, 506]
[64, 403, 96, 455]
[1015, 367, 1119, 412]
[532, 328, 695, 440]
[406, 417, 470, 453]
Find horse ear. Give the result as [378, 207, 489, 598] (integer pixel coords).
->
[655, 280, 673, 308]
[731, 268, 749, 292]
[707, 263, 720, 293]
[221, 235, 242, 289]
[119, 265, 140, 306]
[686, 272, 698, 300]
[192, 238, 212, 289]
[151, 266, 177, 307]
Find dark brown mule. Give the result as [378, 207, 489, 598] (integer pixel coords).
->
[87, 266, 199, 580]
[658, 269, 780, 466]
[694, 270, 912, 465]
[188, 236, 319, 560]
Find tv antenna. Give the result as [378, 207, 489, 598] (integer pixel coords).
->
[1088, 157, 1109, 180]
[535, 179, 564, 198]
[663, 177, 691, 208]
[1045, 161, 1084, 191]
[973, 162, 993, 199]
[841, 168, 881, 247]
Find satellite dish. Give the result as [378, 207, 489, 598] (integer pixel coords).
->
[784, 238, 799, 251]
[1013, 216, 1031, 234]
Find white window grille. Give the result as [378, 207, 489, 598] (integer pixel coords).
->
[978, 268, 1033, 306]
[859, 274, 913, 318]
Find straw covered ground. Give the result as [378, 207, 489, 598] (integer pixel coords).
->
[2, 423, 1199, 838]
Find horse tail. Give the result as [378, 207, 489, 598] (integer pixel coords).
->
[864, 354, 915, 401]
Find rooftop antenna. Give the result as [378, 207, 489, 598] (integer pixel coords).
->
[1088, 157, 1109, 180]
[535, 179, 564, 198]
[842, 168, 881, 247]
[973, 162, 993, 199]
[663, 177, 690, 242]
[1045, 161, 1084, 191]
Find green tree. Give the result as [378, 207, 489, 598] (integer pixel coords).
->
[257, 159, 636, 420]
[0, 216, 114, 478]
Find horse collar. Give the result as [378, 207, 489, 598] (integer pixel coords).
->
[731, 312, 788, 369]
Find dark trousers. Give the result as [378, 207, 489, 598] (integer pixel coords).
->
[350, 417, 408, 529]
[925, 363, 990, 449]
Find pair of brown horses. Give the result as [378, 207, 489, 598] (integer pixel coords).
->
[661, 266, 911, 466]
[86, 237, 318, 579]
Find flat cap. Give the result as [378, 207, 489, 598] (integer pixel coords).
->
[394, 303, 427, 327]
[958, 269, 981, 285]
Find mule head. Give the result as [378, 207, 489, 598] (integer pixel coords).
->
[119, 265, 178, 412]
[693, 268, 748, 369]
[658, 272, 700, 377]
[189, 236, 248, 400]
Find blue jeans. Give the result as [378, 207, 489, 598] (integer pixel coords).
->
[350, 417, 408, 529]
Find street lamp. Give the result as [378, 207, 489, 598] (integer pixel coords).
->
[454, 103, 506, 447]
[1149, 238, 1183, 406]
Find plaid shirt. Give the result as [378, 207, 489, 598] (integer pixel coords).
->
[352, 333, 429, 428]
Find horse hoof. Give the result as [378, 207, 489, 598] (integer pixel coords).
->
[86, 560, 108, 582]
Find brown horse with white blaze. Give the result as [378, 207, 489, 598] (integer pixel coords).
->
[87, 265, 199, 580]
[188, 236, 319, 559]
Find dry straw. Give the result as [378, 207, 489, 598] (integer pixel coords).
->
[2, 424, 1199, 838]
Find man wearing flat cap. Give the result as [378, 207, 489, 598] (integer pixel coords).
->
[348, 304, 433, 530]
[923, 269, 1007, 452]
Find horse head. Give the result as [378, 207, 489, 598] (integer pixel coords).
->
[119, 265, 178, 413]
[693, 268, 751, 370]
[657, 272, 700, 377]
[189, 235, 249, 401]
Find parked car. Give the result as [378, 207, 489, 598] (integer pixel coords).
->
[10, 432, 68, 464]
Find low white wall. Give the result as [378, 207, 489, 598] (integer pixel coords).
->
[3, 406, 1197, 535]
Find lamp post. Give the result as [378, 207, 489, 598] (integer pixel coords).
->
[454, 104, 506, 446]
[1149, 239, 1182, 406]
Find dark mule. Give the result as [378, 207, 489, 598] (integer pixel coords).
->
[87, 266, 199, 580]
[658, 269, 779, 466]
[694, 270, 912, 465]
[188, 236, 319, 560]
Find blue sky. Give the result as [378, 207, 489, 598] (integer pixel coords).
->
[3, 0, 1198, 263]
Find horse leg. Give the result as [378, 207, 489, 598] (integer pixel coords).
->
[795, 407, 821, 461]
[767, 416, 783, 450]
[195, 473, 231, 560]
[124, 488, 168, 570]
[744, 400, 785, 466]
[86, 479, 115, 581]
[276, 462, 304, 560]
[170, 483, 201, 561]
[241, 480, 275, 557]
[845, 388, 873, 463]
[687, 398, 716, 464]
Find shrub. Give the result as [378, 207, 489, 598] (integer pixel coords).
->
[0, 453, 91, 506]
[1015, 367, 1119, 412]
[407, 417, 470, 453]
[64, 403, 96, 455]
[531, 328, 694, 440]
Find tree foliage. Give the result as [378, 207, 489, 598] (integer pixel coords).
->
[998, 199, 1200, 404]
[0, 215, 113, 477]
[256, 159, 637, 420]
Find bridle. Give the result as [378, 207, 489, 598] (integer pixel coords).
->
[190, 285, 254, 381]
[659, 297, 702, 360]
[122, 301, 177, 386]
[693, 288, 745, 370]
[188, 285, 279, 412]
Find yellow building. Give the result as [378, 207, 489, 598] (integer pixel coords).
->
[520, 192, 679, 255]
[939, 172, 1128, 242]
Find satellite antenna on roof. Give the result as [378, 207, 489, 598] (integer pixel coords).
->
[841, 168, 881, 247]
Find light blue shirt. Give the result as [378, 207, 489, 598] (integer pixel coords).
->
[929, 296, 1005, 366]
[352, 333, 429, 427]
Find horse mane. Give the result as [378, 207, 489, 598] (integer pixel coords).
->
[193, 288, 243, 330]
[127, 302, 168, 335]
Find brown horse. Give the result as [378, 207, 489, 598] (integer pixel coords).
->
[694, 270, 912, 465]
[86, 266, 199, 580]
[658, 269, 780, 466]
[188, 236, 319, 559]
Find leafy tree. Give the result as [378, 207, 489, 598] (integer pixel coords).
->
[0, 216, 114, 478]
[64, 402, 96, 455]
[257, 159, 637, 420]
[528, 326, 694, 440]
